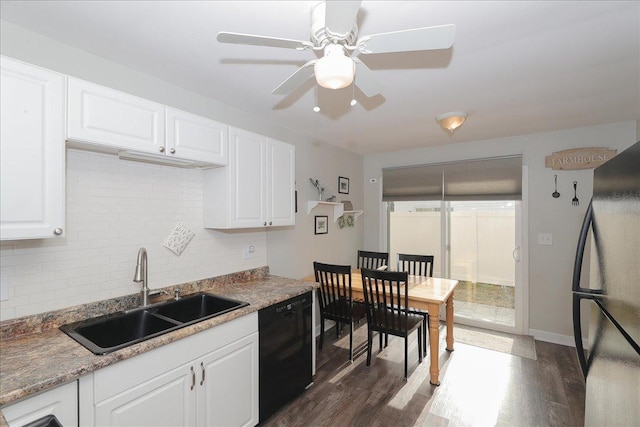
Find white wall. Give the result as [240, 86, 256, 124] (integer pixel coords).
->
[364, 123, 637, 342]
[267, 140, 364, 279]
[0, 22, 364, 320]
[0, 150, 266, 320]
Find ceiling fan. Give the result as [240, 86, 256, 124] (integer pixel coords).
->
[217, 1, 455, 98]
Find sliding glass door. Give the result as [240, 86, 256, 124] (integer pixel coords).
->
[447, 201, 517, 329]
[388, 199, 522, 332]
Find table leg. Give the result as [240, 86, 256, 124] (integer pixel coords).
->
[446, 292, 455, 351]
[428, 303, 440, 386]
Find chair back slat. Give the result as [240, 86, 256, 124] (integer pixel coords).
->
[397, 253, 434, 277]
[360, 268, 410, 332]
[357, 250, 389, 270]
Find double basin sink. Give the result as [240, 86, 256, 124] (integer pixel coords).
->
[60, 292, 249, 355]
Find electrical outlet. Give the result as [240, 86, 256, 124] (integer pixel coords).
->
[538, 232, 553, 245]
[243, 244, 255, 259]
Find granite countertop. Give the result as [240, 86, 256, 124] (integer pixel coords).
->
[0, 269, 316, 419]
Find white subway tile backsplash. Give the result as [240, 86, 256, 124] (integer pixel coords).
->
[0, 149, 267, 321]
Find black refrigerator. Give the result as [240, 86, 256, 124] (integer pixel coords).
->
[572, 140, 640, 426]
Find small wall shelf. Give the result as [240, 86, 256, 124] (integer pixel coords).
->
[342, 210, 364, 221]
[307, 201, 363, 223]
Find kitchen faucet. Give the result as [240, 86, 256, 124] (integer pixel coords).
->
[133, 247, 151, 306]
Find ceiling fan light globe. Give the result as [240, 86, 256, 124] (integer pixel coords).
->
[314, 44, 355, 90]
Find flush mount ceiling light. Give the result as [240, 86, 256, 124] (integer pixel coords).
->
[436, 112, 468, 135]
[313, 44, 355, 89]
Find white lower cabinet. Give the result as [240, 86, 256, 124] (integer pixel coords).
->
[83, 312, 258, 427]
[94, 362, 196, 426]
[2, 381, 78, 427]
[198, 334, 258, 427]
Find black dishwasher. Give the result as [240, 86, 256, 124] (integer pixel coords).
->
[259, 291, 313, 422]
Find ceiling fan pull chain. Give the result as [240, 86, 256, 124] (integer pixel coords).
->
[350, 76, 357, 107]
[313, 83, 321, 113]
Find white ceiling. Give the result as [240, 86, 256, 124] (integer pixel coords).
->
[1, 1, 638, 155]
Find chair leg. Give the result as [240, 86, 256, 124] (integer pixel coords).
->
[336, 322, 341, 338]
[418, 326, 423, 363]
[404, 336, 408, 380]
[349, 322, 354, 363]
[379, 331, 383, 351]
[385, 333, 389, 348]
[366, 330, 373, 366]
[319, 316, 325, 350]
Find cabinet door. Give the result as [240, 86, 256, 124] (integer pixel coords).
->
[2, 381, 78, 427]
[67, 78, 165, 153]
[229, 127, 266, 228]
[0, 57, 65, 240]
[266, 139, 295, 226]
[197, 332, 259, 427]
[94, 364, 196, 427]
[165, 107, 228, 165]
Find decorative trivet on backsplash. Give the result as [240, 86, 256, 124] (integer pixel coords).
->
[163, 222, 195, 256]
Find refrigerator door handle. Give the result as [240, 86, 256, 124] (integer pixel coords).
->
[572, 200, 602, 294]
[572, 293, 591, 378]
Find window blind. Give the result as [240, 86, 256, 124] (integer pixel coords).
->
[382, 156, 522, 201]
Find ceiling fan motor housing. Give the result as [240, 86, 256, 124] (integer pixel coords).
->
[310, 2, 358, 47]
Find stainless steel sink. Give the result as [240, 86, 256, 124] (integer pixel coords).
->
[60, 292, 249, 354]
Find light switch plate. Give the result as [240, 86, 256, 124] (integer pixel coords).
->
[538, 232, 553, 245]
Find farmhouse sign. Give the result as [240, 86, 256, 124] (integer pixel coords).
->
[545, 147, 617, 170]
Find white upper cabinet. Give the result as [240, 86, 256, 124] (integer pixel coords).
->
[0, 57, 66, 240]
[67, 79, 227, 167]
[67, 77, 165, 153]
[203, 127, 295, 229]
[165, 107, 228, 165]
[267, 139, 296, 226]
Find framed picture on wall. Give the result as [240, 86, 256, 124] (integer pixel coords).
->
[314, 215, 328, 234]
[338, 176, 349, 194]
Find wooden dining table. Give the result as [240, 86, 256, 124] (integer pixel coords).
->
[304, 269, 458, 385]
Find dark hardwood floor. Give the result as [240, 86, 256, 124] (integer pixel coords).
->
[261, 322, 585, 426]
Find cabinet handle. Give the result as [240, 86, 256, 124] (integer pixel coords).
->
[200, 362, 205, 386]
[159, 146, 165, 153]
[170, 148, 176, 154]
[53, 228, 63, 236]
[263, 222, 267, 226]
[269, 221, 272, 226]
[190, 366, 196, 390]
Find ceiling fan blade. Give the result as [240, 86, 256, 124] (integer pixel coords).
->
[217, 31, 312, 50]
[353, 59, 385, 97]
[272, 60, 317, 95]
[325, 1, 362, 36]
[358, 24, 456, 54]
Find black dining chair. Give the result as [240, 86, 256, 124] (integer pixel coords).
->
[357, 250, 389, 270]
[360, 268, 423, 380]
[397, 253, 434, 277]
[314, 262, 367, 362]
[397, 253, 434, 356]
